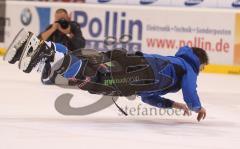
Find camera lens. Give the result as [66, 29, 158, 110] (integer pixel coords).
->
[57, 19, 69, 29]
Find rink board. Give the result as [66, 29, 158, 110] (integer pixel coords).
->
[0, 48, 6, 56]
[1, 1, 240, 74]
[204, 64, 240, 74]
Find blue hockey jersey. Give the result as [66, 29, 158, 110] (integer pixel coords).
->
[138, 46, 202, 112]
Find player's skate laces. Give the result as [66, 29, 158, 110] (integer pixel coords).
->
[4, 29, 33, 64]
[19, 39, 55, 73]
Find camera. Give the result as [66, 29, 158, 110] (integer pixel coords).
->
[56, 19, 69, 29]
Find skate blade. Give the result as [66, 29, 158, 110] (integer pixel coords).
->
[3, 28, 30, 62]
[18, 34, 41, 71]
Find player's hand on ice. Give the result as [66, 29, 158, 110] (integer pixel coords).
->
[172, 102, 190, 116]
[196, 107, 206, 122]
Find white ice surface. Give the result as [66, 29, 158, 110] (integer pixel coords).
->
[0, 59, 240, 149]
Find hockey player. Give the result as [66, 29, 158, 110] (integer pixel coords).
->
[4, 32, 208, 122]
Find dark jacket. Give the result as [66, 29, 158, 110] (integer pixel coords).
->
[40, 21, 85, 51]
[138, 46, 202, 112]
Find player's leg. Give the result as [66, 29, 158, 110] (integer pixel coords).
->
[17, 35, 87, 85]
[39, 47, 96, 88]
[16, 35, 121, 95]
[41, 43, 70, 85]
[42, 48, 116, 95]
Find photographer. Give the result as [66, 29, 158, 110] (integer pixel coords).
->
[39, 8, 85, 50]
[38, 8, 85, 85]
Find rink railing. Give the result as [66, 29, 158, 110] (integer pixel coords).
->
[85, 0, 240, 9]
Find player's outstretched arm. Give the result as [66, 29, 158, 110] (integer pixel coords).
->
[172, 102, 207, 122]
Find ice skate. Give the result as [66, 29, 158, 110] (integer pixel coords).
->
[3, 28, 33, 64]
[18, 34, 55, 73]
